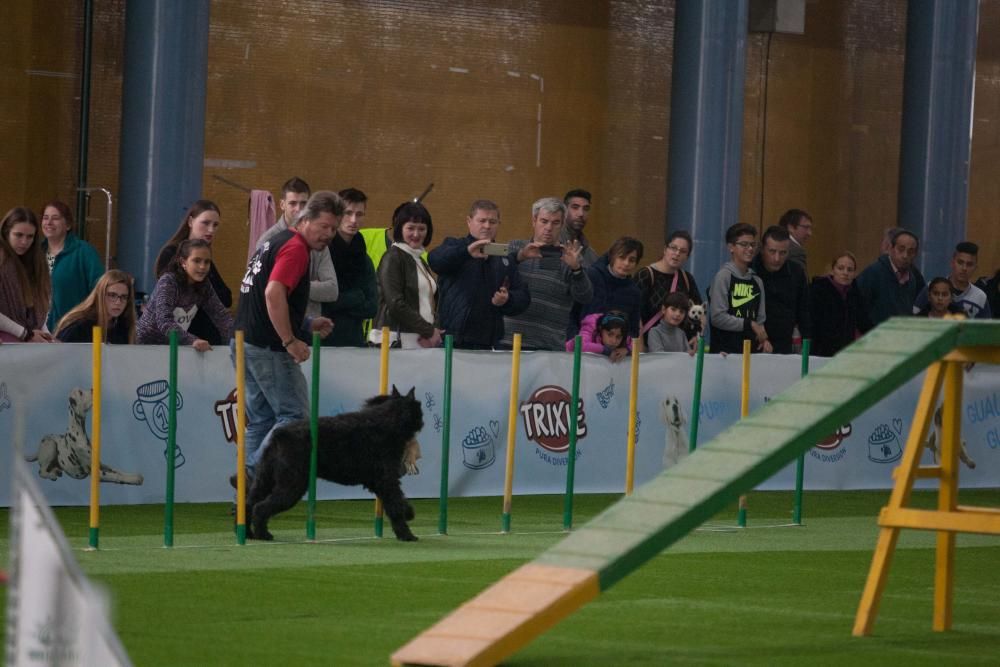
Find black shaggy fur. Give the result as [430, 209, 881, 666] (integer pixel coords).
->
[247, 386, 424, 541]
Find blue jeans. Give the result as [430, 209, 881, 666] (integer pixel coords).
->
[230, 340, 308, 475]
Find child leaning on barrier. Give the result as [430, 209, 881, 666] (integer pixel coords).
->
[647, 291, 695, 355]
[567, 310, 632, 363]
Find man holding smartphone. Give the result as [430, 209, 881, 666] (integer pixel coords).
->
[499, 197, 592, 351]
[428, 200, 529, 349]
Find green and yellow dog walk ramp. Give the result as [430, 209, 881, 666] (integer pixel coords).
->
[392, 318, 1000, 667]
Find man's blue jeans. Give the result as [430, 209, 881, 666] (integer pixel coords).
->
[230, 340, 308, 476]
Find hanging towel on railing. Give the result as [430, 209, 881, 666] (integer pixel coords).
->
[247, 190, 276, 260]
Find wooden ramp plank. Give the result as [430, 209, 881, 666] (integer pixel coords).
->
[392, 319, 1000, 666]
[391, 564, 598, 667]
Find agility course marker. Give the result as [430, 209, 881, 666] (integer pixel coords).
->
[235, 330, 247, 545]
[375, 326, 391, 537]
[854, 343, 1000, 636]
[306, 332, 321, 540]
[87, 326, 103, 550]
[792, 339, 810, 525]
[392, 319, 1000, 667]
[563, 336, 583, 530]
[439, 335, 455, 535]
[688, 336, 705, 453]
[737, 339, 751, 528]
[501, 333, 522, 533]
[624, 336, 641, 495]
[164, 330, 179, 547]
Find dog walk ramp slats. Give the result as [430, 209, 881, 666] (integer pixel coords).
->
[393, 319, 1000, 667]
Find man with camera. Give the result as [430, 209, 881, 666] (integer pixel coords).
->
[428, 200, 529, 349]
[499, 197, 592, 351]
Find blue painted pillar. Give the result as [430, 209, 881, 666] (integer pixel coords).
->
[898, 0, 979, 279]
[118, 1, 211, 294]
[666, 0, 749, 297]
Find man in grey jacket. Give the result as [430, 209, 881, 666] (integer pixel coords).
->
[501, 197, 592, 350]
[256, 177, 339, 317]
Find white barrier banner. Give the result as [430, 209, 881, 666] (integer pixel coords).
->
[5, 462, 132, 666]
[1, 344, 998, 507]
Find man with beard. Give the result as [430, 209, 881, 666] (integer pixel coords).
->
[559, 188, 599, 268]
[856, 229, 926, 326]
[323, 188, 379, 346]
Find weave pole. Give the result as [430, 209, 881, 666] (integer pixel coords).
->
[306, 332, 321, 540]
[624, 336, 642, 495]
[688, 337, 706, 452]
[737, 339, 751, 528]
[792, 339, 811, 525]
[501, 333, 522, 533]
[438, 335, 454, 534]
[375, 326, 391, 537]
[563, 336, 583, 530]
[164, 330, 179, 547]
[87, 326, 103, 550]
[235, 330, 247, 545]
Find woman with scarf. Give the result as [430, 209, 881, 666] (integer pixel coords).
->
[370, 202, 442, 349]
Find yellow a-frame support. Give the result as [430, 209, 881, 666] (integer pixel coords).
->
[853, 346, 1000, 636]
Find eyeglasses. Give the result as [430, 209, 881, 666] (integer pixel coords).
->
[733, 241, 757, 250]
[106, 292, 129, 303]
[666, 244, 689, 255]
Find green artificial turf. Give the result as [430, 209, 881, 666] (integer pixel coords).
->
[2, 491, 999, 665]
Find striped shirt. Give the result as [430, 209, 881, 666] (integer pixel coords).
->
[500, 239, 593, 350]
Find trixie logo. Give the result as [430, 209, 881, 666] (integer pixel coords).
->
[520, 385, 587, 452]
[815, 423, 852, 451]
[215, 388, 238, 443]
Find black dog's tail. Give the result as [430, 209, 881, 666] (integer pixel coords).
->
[249, 447, 277, 500]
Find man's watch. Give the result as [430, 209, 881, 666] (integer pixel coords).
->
[282, 337, 295, 348]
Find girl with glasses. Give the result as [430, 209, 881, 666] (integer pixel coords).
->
[55, 270, 137, 344]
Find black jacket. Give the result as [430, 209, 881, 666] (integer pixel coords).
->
[428, 235, 529, 347]
[751, 255, 810, 354]
[809, 276, 873, 357]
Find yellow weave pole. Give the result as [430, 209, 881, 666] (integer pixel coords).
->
[852, 362, 944, 636]
[501, 333, 522, 532]
[625, 336, 642, 495]
[235, 330, 248, 544]
[737, 339, 751, 527]
[87, 326, 103, 549]
[375, 326, 391, 536]
[934, 361, 963, 631]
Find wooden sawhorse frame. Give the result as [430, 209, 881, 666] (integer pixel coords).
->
[853, 347, 1000, 636]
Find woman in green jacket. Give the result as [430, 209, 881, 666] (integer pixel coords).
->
[41, 200, 104, 331]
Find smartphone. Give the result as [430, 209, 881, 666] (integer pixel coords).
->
[483, 242, 510, 256]
[539, 245, 563, 258]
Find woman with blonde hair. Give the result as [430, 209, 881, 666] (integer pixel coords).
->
[809, 251, 873, 357]
[0, 207, 52, 342]
[55, 270, 137, 344]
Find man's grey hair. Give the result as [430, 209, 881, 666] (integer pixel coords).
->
[531, 197, 566, 219]
[295, 190, 345, 226]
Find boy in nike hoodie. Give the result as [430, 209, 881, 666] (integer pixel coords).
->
[709, 223, 772, 354]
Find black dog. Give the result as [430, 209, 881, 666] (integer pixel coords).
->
[247, 386, 424, 541]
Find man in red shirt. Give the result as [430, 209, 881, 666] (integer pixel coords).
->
[233, 191, 342, 482]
